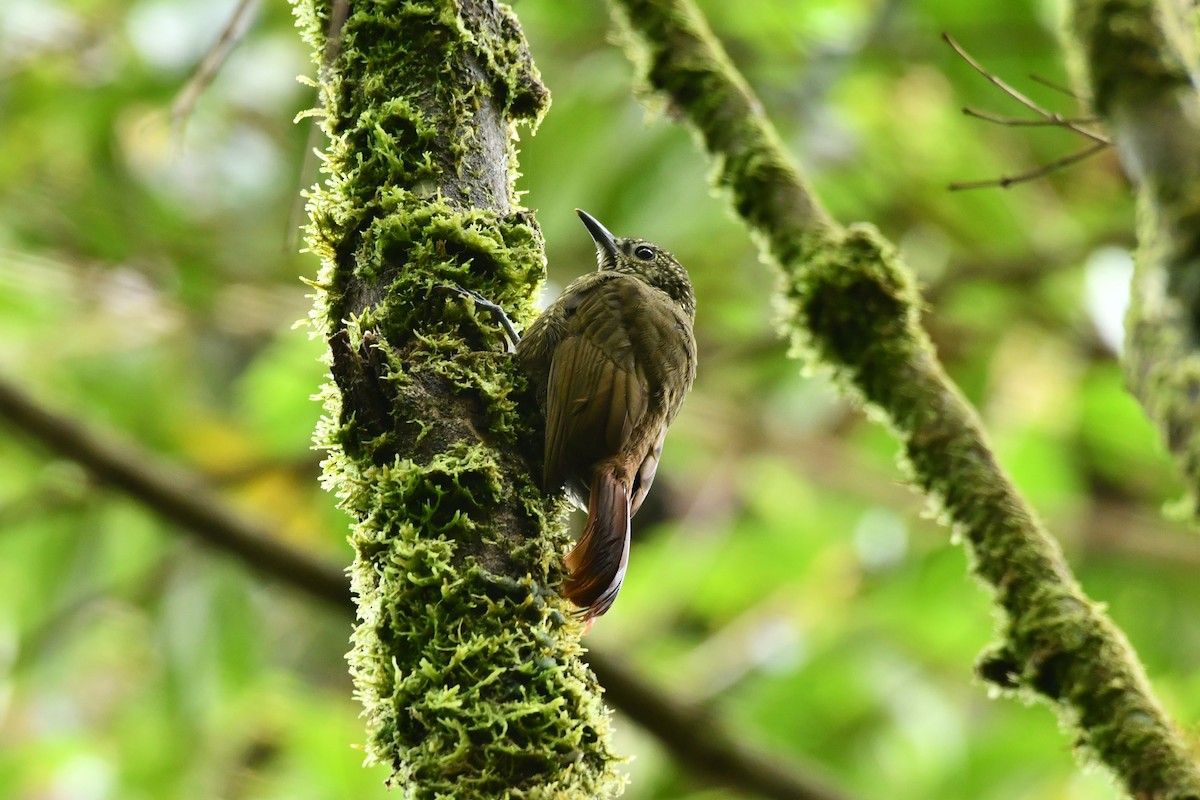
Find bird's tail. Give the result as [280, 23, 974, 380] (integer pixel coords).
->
[563, 463, 631, 620]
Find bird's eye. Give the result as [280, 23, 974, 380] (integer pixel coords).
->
[633, 245, 655, 260]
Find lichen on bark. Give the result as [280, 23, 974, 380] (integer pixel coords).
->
[290, 1, 622, 796]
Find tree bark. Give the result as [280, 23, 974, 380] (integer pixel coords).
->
[291, 1, 622, 796]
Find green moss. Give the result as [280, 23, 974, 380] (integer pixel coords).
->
[293, 0, 619, 796]
[784, 225, 920, 379]
[329, 442, 615, 796]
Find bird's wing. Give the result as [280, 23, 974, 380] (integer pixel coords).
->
[543, 276, 653, 494]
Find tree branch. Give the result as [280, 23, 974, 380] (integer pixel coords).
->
[0, 373, 852, 800]
[0, 376, 349, 611]
[608, 0, 1200, 795]
[1064, 0, 1200, 521]
[585, 650, 849, 800]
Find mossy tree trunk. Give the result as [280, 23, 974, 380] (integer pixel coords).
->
[1065, 0, 1200, 517]
[291, 1, 622, 796]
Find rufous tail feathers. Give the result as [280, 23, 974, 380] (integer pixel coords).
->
[563, 463, 631, 620]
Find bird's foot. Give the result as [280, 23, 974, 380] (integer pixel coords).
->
[433, 284, 520, 353]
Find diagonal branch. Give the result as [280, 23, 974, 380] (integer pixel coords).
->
[608, 0, 1200, 795]
[0, 375, 348, 610]
[0, 373, 852, 800]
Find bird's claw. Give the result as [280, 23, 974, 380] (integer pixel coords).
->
[434, 284, 520, 353]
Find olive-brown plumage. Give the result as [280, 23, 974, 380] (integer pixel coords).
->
[517, 210, 697, 620]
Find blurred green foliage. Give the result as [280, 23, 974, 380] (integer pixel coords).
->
[0, 0, 1194, 798]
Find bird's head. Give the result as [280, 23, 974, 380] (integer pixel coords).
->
[577, 208, 695, 321]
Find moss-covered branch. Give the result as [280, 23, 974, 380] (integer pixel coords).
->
[608, 0, 1200, 795]
[290, 1, 622, 796]
[1064, 0, 1200, 518]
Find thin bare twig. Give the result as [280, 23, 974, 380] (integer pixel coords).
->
[1028, 73, 1081, 99]
[962, 107, 1099, 127]
[948, 140, 1109, 190]
[943, 33, 1109, 145]
[171, 0, 261, 145]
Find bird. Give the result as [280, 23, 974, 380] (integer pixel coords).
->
[516, 209, 697, 620]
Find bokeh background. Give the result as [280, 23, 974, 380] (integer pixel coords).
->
[1, 0, 1195, 798]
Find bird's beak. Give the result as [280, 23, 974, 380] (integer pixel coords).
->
[576, 209, 620, 264]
